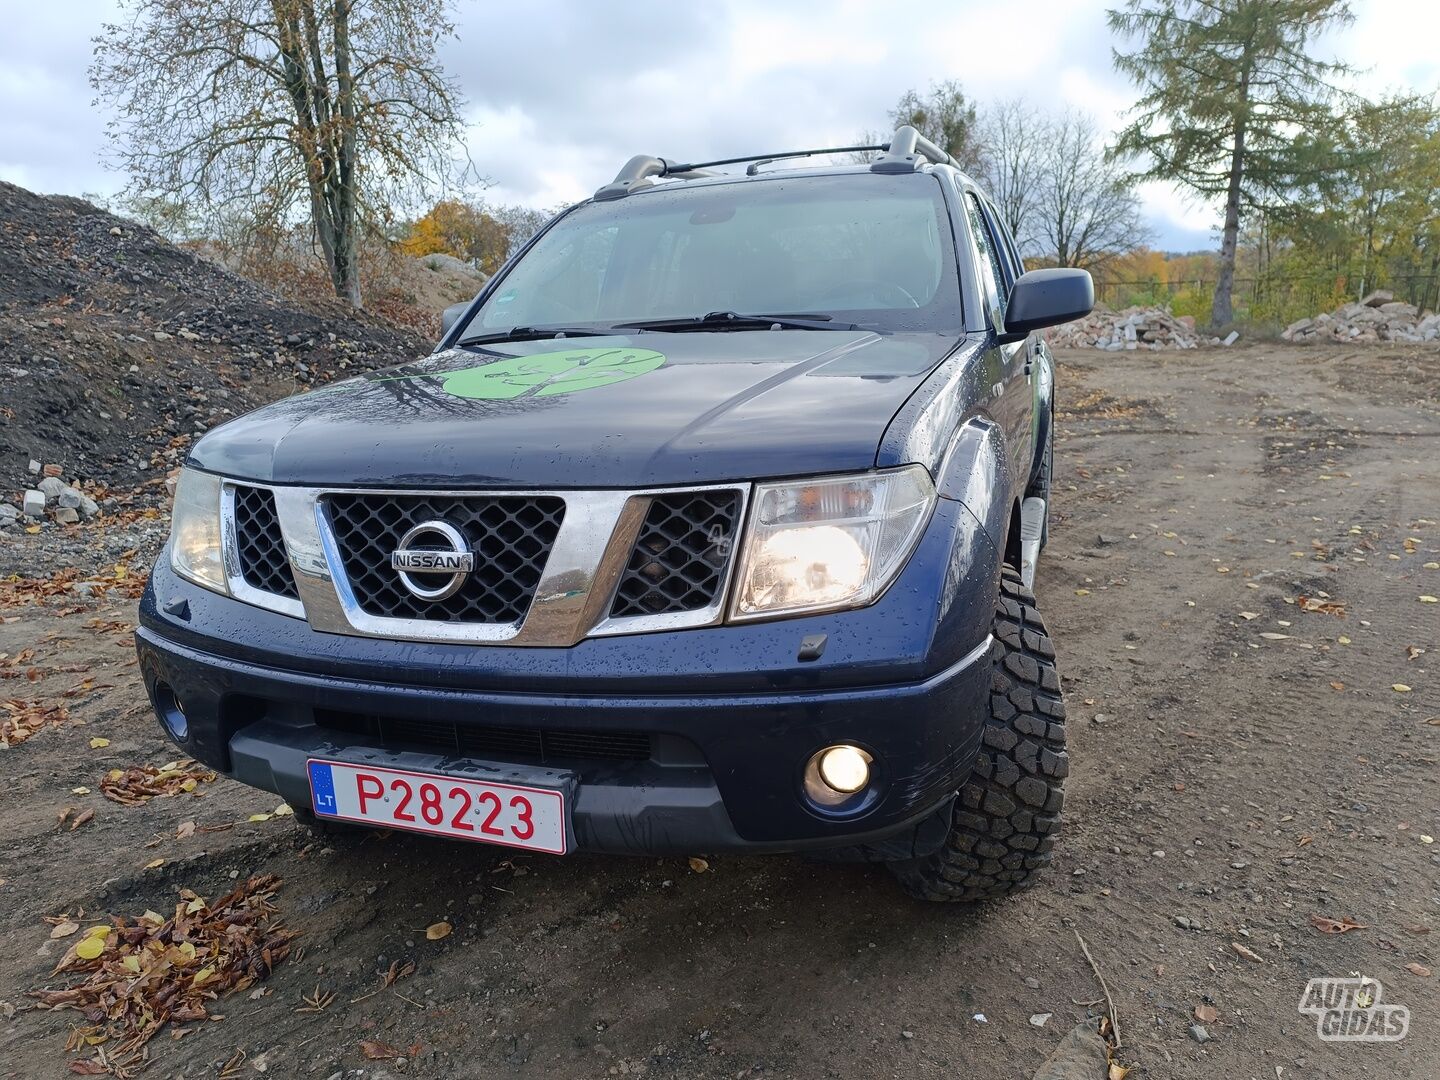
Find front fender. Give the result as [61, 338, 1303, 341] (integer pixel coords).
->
[933, 415, 1012, 555]
[1030, 340, 1056, 487]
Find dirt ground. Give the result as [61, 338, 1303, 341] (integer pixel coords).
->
[1, 342, 1437, 1080]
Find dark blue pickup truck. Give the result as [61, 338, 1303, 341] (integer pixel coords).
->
[137, 125, 1092, 901]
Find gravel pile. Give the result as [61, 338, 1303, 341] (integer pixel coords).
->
[0, 181, 429, 505]
[1282, 290, 1439, 344]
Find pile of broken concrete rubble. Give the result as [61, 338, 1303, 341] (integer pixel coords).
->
[3, 460, 102, 530]
[1046, 306, 1230, 351]
[1282, 290, 1439, 344]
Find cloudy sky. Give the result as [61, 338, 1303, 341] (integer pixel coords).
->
[3, 0, 1437, 252]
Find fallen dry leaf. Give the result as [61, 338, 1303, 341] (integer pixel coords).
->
[1407, 646, 1426, 661]
[688, 856, 710, 874]
[1298, 595, 1346, 616]
[87, 737, 110, 749]
[142, 858, 164, 870]
[49, 920, 80, 939]
[1404, 962, 1431, 977]
[1194, 1004, 1218, 1024]
[1393, 684, 1412, 693]
[360, 1040, 402, 1061]
[69, 808, 94, 831]
[1329, 681, 1345, 691]
[1420, 595, 1438, 604]
[1231, 942, 1264, 963]
[425, 921, 451, 941]
[1311, 914, 1368, 935]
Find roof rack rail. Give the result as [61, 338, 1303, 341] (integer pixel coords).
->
[592, 125, 955, 200]
[870, 125, 957, 173]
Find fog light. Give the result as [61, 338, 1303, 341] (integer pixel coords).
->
[817, 744, 871, 794]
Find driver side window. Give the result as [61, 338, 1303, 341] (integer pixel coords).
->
[965, 193, 1008, 323]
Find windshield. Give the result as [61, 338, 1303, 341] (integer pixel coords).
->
[462, 173, 963, 336]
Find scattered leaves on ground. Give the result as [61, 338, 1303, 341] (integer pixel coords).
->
[1310, 914, 1368, 934]
[1, 699, 70, 747]
[28, 875, 296, 1068]
[100, 761, 216, 806]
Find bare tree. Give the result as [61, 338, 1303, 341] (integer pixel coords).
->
[1035, 111, 1150, 270]
[974, 99, 1044, 255]
[91, 0, 469, 307]
[887, 81, 984, 173]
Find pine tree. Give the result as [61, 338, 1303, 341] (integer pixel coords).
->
[1108, 0, 1352, 327]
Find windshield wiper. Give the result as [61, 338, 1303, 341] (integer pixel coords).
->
[458, 325, 613, 345]
[613, 311, 866, 333]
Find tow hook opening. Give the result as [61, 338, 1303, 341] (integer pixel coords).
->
[154, 682, 189, 741]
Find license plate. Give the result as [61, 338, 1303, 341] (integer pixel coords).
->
[306, 759, 567, 854]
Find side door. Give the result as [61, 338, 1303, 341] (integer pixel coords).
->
[961, 192, 1031, 486]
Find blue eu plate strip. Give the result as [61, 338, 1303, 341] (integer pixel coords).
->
[308, 761, 338, 816]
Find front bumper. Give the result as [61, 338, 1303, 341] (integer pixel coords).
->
[135, 495, 1000, 855]
[137, 623, 991, 854]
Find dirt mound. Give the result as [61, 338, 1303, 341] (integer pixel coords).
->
[0, 181, 429, 497]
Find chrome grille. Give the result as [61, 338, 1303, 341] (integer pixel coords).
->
[322, 493, 565, 623]
[610, 490, 741, 618]
[232, 485, 299, 599]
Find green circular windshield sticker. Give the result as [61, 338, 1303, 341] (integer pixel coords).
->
[427, 347, 666, 400]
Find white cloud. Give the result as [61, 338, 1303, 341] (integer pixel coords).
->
[2, 0, 1435, 253]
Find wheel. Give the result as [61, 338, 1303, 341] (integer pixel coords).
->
[887, 565, 1067, 902]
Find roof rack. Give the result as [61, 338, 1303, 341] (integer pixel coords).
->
[592, 125, 956, 200]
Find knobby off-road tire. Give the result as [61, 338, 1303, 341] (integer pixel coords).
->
[889, 565, 1068, 902]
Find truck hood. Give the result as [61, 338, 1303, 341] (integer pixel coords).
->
[189, 330, 960, 488]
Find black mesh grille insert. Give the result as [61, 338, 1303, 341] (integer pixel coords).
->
[233, 486, 299, 599]
[610, 490, 741, 618]
[314, 710, 652, 763]
[323, 493, 564, 623]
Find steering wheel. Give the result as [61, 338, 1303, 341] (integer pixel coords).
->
[814, 280, 922, 310]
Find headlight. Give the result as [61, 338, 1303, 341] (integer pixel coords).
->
[169, 468, 227, 594]
[730, 465, 935, 621]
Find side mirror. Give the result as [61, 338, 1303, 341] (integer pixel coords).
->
[997, 268, 1094, 343]
[440, 301, 470, 337]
